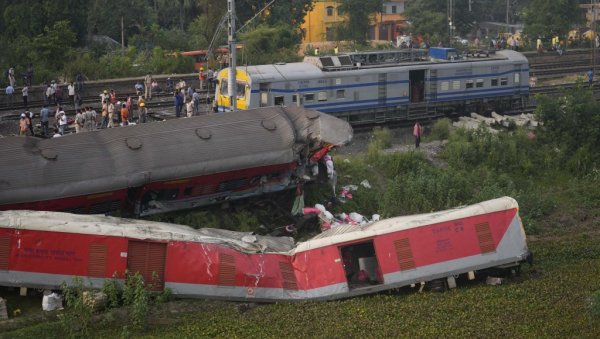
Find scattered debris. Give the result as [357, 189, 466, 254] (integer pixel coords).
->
[42, 290, 63, 311]
[82, 291, 107, 312]
[485, 276, 503, 286]
[454, 112, 541, 133]
[360, 180, 371, 189]
[0, 297, 8, 320]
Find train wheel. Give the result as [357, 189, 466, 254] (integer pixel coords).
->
[427, 279, 448, 292]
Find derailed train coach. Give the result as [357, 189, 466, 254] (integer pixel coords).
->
[215, 48, 529, 124]
[0, 106, 352, 216]
[0, 197, 531, 301]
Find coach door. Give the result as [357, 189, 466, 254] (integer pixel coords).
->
[0, 232, 11, 271]
[513, 64, 522, 95]
[259, 83, 270, 107]
[378, 73, 387, 106]
[127, 240, 167, 291]
[428, 69, 438, 102]
[339, 241, 383, 290]
[409, 70, 425, 103]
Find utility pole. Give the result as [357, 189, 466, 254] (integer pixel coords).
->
[593, 0, 597, 88]
[121, 16, 125, 54]
[448, 0, 453, 45]
[228, 0, 237, 112]
[506, 0, 510, 34]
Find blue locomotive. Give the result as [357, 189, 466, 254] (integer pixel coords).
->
[215, 47, 529, 124]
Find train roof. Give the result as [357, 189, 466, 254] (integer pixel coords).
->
[233, 49, 528, 83]
[294, 196, 519, 252]
[0, 107, 353, 204]
[0, 210, 295, 254]
[0, 197, 519, 255]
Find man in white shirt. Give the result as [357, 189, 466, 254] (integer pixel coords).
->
[68, 82, 75, 106]
[22, 86, 28, 107]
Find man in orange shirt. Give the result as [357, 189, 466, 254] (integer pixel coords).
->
[19, 113, 29, 136]
[120, 103, 129, 126]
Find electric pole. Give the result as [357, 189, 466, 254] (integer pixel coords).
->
[228, 0, 237, 111]
[448, 0, 453, 45]
[593, 0, 597, 89]
[506, 0, 510, 34]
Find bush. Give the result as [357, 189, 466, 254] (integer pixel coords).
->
[591, 290, 600, 319]
[122, 272, 150, 331]
[429, 118, 452, 140]
[60, 277, 93, 338]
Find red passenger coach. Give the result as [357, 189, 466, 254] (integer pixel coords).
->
[0, 197, 531, 301]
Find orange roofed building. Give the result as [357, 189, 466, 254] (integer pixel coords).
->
[301, 0, 407, 43]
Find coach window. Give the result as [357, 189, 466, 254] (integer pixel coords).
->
[318, 91, 328, 102]
[466, 80, 474, 89]
[476, 79, 484, 88]
[274, 96, 284, 106]
[336, 89, 345, 99]
[500, 77, 508, 86]
[452, 80, 461, 90]
[304, 93, 315, 102]
[441, 81, 449, 91]
[514, 73, 520, 83]
[157, 189, 178, 200]
[491, 78, 499, 86]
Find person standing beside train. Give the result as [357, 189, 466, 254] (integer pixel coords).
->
[40, 104, 49, 137]
[107, 101, 115, 128]
[120, 102, 129, 126]
[58, 109, 67, 135]
[74, 109, 84, 133]
[19, 113, 29, 136]
[68, 82, 75, 106]
[144, 73, 153, 100]
[413, 121, 423, 148]
[174, 91, 183, 118]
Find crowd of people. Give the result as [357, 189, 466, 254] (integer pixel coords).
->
[12, 68, 219, 137]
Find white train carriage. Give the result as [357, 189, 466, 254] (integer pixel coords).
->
[215, 48, 529, 124]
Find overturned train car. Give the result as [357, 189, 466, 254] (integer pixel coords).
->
[0, 197, 531, 301]
[0, 106, 353, 216]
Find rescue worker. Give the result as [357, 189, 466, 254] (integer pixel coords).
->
[199, 67, 206, 90]
[120, 103, 129, 126]
[107, 101, 115, 128]
[138, 102, 148, 123]
[144, 73, 153, 99]
[26, 110, 34, 136]
[19, 113, 29, 136]
[101, 100, 109, 128]
[58, 110, 67, 135]
[75, 109, 84, 133]
[40, 104, 49, 137]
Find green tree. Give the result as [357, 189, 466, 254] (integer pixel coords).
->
[235, 0, 314, 42]
[405, 0, 487, 41]
[337, 0, 384, 45]
[535, 83, 600, 174]
[238, 24, 301, 65]
[30, 20, 77, 71]
[523, 0, 583, 38]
